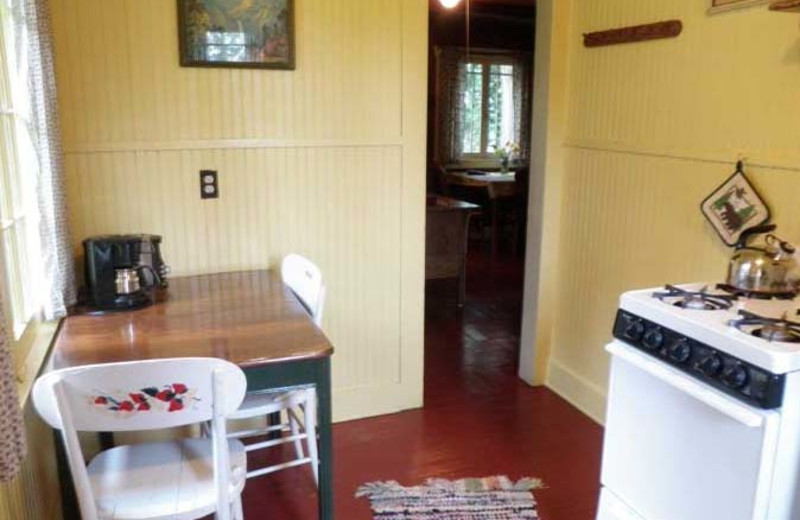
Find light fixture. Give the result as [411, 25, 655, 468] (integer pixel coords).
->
[437, 0, 471, 60]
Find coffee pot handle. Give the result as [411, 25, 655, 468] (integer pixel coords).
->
[135, 264, 162, 287]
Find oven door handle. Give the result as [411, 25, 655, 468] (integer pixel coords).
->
[607, 341, 768, 428]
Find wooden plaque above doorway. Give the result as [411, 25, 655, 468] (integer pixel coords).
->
[583, 20, 683, 48]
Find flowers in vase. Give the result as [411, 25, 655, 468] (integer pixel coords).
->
[492, 141, 520, 171]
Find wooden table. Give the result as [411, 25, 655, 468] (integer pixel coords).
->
[426, 196, 480, 306]
[49, 269, 335, 520]
[444, 171, 517, 257]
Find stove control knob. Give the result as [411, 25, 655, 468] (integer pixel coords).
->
[722, 365, 749, 389]
[696, 355, 723, 377]
[668, 339, 692, 364]
[643, 328, 664, 350]
[625, 319, 645, 341]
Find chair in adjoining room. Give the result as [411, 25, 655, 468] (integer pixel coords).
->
[224, 253, 325, 482]
[32, 357, 248, 520]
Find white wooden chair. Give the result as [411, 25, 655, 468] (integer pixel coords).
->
[281, 253, 326, 327]
[225, 254, 325, 482]
[33, 358, 248, 520]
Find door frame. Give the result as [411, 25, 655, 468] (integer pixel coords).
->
[518, 0, 572, 385]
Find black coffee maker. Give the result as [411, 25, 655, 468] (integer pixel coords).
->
[82, 234, 170, 312]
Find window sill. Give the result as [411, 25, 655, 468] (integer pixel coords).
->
[12, 318, 60, 408]
[447, 163, 499, 171]
[446, 159, 528, 171]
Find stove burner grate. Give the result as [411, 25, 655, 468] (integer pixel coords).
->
[729, 310, 800, 343]
[716, 284, 797, 301]
[652, 285, 738, 311]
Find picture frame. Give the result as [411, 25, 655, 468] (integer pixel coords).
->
[178, 0, 295, 70]
[700, 165, 771, 247]
[708, 0, 771, 14]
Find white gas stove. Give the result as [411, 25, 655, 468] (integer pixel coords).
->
[598, 283, 800, 520]
[621, 283, 800, 375]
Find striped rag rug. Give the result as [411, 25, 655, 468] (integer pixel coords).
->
[356, 476, 544, 519]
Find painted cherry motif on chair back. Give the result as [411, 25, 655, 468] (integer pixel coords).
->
[34, 358, 247, 432]
[33, 358, 247, 520]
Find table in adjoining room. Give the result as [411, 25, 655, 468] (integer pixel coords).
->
[444, 170, 519, 257]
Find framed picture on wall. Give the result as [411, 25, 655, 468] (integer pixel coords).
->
[178, 0, 295, 70]
[708, 0, 771, 14]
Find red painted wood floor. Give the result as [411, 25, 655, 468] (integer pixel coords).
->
[241, 253, 604, 519]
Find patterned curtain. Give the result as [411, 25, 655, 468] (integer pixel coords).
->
[0, 0, 75, 482]
[512, 52, 532, 164]
[0, 292, 26, 482]
[24, 0, 76, 319]
[435, 47, 467, 166]
[0, 0, 27, 484]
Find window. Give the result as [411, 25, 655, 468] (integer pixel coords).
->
[0, 2, 45, 339]
[435, 48, 530, 167]
[458, 55, 519, 159]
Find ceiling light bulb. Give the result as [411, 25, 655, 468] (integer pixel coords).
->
[439, 0, 462, 8]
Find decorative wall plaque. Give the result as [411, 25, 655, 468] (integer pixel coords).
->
[583, 20, 683, 48]
[701, 162, 771, 247]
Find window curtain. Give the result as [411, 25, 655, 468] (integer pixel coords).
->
[434, 47, 467, 166]
[0, 291, 25, 482]
[0, 0, 75, 482]
[24, 0, 76, 319]
[0, 0, 27, 484]
[512, 52, 532, 164]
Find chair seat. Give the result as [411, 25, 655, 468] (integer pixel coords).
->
[87, 438, 246, 520]
[229, 388, 311, 421]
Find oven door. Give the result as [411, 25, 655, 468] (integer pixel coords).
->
[599, 340, 780, 520]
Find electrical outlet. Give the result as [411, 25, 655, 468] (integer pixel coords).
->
[200, 170, 219, 199]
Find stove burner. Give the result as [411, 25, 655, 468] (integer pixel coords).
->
[729, 310, 800, 343]
[716, 284, 797, 301]
[652, 285, 737, 311]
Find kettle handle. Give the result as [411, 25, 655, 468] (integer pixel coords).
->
[736, 223, 777, 248]
[766, 234, 797, 255]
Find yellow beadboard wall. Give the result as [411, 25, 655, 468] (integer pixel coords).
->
[540, 0, 800, 422]
[0, 403, 62, 520]
[53, 0, 402, 146]
[49, 0, 428, 422]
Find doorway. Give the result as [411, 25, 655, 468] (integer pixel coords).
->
[424, 0, 536, 392]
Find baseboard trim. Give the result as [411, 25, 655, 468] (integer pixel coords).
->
[545, 358, 607, 425]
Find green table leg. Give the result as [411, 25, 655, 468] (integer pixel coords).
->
[316, 357, 334, 520]
[55, 429, 79, 519]
[244, 357, 334, 520]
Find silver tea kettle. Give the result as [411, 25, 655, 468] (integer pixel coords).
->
[726, 224, 800, 297]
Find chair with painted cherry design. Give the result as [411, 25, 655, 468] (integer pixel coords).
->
[33, 357, 248, 520]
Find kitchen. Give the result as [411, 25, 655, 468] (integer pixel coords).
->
[0, 0, 799, 520]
